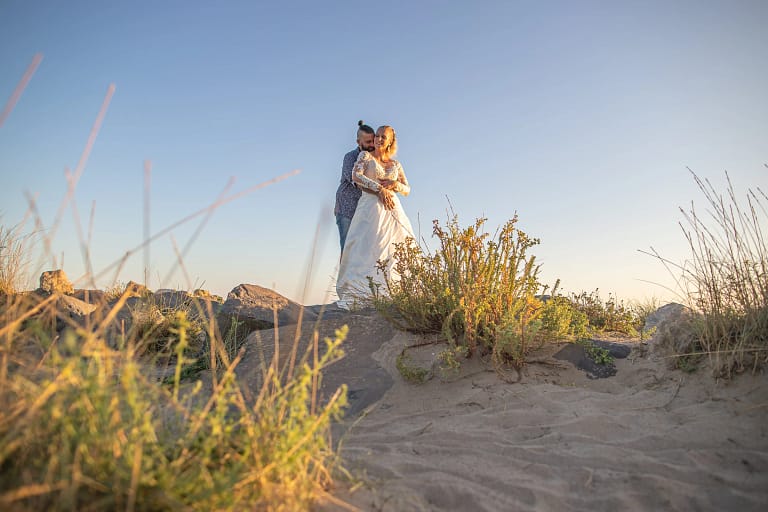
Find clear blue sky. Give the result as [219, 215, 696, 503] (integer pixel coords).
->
[1, 0, 766, 305]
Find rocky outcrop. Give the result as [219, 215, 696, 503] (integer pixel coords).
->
[218, 284, 317, 331]
[644, 302, 688, 331]
[39, 270, 74, 295]
[646, 303, 701, 366]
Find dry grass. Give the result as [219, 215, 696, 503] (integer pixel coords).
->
[0, 222, 31, 296]
[0, 290, 348, 511]
[0, 57, 351, 510]
[649, 170, 768, 378]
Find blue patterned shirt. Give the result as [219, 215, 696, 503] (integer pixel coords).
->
[334, 148, 362, 219]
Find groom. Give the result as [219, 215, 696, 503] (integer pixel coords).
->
[334, 121, 375, 254]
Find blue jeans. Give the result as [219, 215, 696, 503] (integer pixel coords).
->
[336, 215, 353, 254]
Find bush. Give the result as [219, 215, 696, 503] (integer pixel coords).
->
[538, 282, 589, 339]
[372, 213, 543, 368]
[569, 289, 645, 336]
[0, 295, 348, 511]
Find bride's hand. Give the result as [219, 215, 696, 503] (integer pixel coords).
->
[379, 189, 395, 210]
[379, 179, 398, 191]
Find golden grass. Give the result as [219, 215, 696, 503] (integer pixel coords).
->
[648, 170, 768, 378]
[0, 222, 31, 297]
[0, 293, 349, 511]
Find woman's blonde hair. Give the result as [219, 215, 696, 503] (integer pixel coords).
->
[377, 125, 398, 159]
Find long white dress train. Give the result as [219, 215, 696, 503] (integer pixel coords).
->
[336, 152, 415, 308]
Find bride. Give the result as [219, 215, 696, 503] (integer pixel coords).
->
[336, 125, 415, 309]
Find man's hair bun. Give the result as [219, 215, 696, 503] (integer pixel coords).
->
[358, 120, 364, 127]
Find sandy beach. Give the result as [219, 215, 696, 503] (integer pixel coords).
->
[255, 308, 768, 512]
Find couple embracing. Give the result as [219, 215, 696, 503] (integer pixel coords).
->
[334, 121, 415, 309]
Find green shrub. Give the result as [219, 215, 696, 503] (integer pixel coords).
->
[538, 282, 589, 339]
[576, 338, 614, 365]
[569, 289, 643, 336]
[631, 297, 660, 340]
[373, 213, 543, 368]
[396, 351, 431, 384]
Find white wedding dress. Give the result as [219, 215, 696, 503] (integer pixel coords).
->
[336, 151, 415, 309]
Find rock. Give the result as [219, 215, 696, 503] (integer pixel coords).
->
[74, 289, 106, 304]
[553, 339, 631, 379]
[41, 294, 99, 333]
[39, 270, 74, 295]
[219, 284, 317, 331]
[648, 303, 701, 364]
[644, 302, 688, 331]
[153, 289, 193, 309]
[109, 296, 144, 332]
[57, 294, 97, 316]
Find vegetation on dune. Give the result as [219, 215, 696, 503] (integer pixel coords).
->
[368, 212, 654, 380]
[1, 157, 761, 512]
[0, 63, 351, 509]
[369, 214, 543, 372]
[367, 182, 766, 383]
[0, 288, 349, 511]
[650, 171, 768, 378]
[0, 224, 350, 511]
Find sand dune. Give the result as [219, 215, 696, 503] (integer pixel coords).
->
[319, 321, 768, 511]
[232, 308, 767, 511]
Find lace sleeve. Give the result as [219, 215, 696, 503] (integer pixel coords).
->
[351, 151, 381, 192]
[392, 161, 410, 196]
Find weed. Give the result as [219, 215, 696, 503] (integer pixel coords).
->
[576, 339, 614, 365]
[372, 212, 543, 370]
[569, 289, 644, 336]
[396, 351, 431, 384]
[538, 281, 589, 339]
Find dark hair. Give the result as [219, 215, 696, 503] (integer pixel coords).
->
[357, 120, 374, 135]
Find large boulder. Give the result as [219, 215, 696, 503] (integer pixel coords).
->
[644, 302, 688, 331]
[153, 289, 194, 310]
[74, 289, 106, 304]
[218, 284, 317, 331]
[39, 270, 74, 295]
[646, 303, 701, 365]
